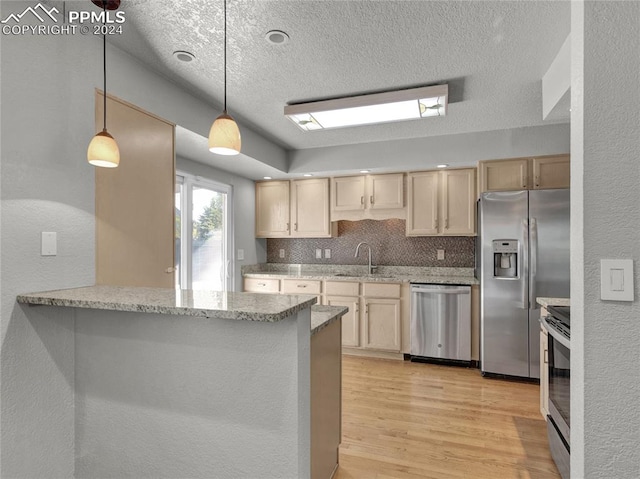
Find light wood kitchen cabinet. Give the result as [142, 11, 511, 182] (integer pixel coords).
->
[290, 178, 331, 237]
[326, 295, 360, 347]
[95, 92, 175, 288]
[243, 277, 281, 293]
[255, 178, 331, 238]
[363, 297, 401, 352]
[540, 319, 549, 419]
[255, 181, 290, 238]
[532, 155, 570, 190]
[406, 168, 476, 236]
[331, 173, 404, 221]
[281, 278, 322, 304]
[478, 155, 570, 193]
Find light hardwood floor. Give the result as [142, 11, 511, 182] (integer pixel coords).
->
[334, 356, 560, 479]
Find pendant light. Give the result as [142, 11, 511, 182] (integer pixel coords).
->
[208, 0, 241, 155]
[87, 0, 121, 168]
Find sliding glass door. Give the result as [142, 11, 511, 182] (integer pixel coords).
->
[175, 174, 233, 291]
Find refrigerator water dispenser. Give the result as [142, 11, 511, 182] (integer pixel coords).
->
[492, 240, 518, 278]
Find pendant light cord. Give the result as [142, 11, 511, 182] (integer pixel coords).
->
[102, 1, 107, 130]
[223, 0, 227, 113]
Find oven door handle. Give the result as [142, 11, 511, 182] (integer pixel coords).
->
[542, 317, 570, 349]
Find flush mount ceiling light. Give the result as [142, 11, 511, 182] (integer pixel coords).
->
[265, 30, 289, 45]
[284, 84, 448, 131]
[87, 0, 121, 168]
[208, 0, 241, 155]
[303, 173, 313, 177]
[173, 50, 195, 62]
[437, 164, 449, 168]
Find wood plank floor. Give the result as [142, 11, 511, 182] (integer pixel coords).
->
[334, 356, 560, 479]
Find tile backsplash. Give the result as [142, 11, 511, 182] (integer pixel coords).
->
[266, 219, 475, 267]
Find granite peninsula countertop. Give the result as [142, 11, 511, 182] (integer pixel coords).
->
[536, 297, 570, 308]
[17, 285, 318, 323]
[310, 305, 348, 335]
[242, 264, 479, 286]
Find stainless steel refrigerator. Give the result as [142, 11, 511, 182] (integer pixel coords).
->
[479, 189, 569, 379]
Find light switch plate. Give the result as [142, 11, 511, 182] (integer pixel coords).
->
[437, 249, 445, 260]
[601, 259, 634, 301]
[279, 249, 285, 258]
[237, 249, 245, 261]
[41, 232, 57, 256]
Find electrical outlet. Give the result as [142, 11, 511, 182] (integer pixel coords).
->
[437, 249, 445, 260]
[237, 249, 245, 261]
[279, 249, 285, 258]
[41, 232, 57, 256]
[315, 249, 322, 259]
[324, 249, 331, 259]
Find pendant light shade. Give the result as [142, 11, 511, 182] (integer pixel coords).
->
[208, 0, 241, 155]
[88, 0, 120, 168]
[88, 129, 120, 167]
[208, 112, 241, 155]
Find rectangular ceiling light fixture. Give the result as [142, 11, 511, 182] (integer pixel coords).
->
[284, 84, 448, 131]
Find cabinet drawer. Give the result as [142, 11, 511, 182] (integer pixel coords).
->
[243, 278, 280, 293]
[362, 282, 401, 298]
[324, 281, 360, 296]
[281, 279, 322, 295]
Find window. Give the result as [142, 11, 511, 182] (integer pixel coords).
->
[175, 173, 233, 291]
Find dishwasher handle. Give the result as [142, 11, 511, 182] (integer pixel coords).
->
[411, 285, 470, 295]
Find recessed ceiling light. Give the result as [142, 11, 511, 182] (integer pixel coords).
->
[173, 50, 195, 62]
[437, 164, 448, 168]
[263, 176, 272, 180]
[265, 30, 289, 45]
[360, 170, 370, 173]
[303, 173, 313, 177]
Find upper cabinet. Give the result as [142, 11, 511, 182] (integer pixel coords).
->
[478, 155, 570, 193]
[255, 178, 331, 238]
[406, 168, 476, 237]
[331, 173, 404, 221]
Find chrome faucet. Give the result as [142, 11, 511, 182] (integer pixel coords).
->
[355, 242, 377, 275]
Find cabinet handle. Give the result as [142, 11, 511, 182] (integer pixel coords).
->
[434, 218, 438, 229]
[445, 218, 449, 229]
[535, 175, 540, 188]
[258, 282, 266, 287]
[544, 349, 548, 364]
[297, 284, 307, 288]
[286, 222, 290, 232]
[370, 195, 374, 205]
[365, 304, 369, 315]
[294, 222, 298, 231]
[360, 196, 364, 205]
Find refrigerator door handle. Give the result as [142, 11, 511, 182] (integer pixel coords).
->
[530, 217, 538, 310]
[522, 218, 529, 310]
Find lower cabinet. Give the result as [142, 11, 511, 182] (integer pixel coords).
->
[326, 280, 403, 354]
[243, 278, 280, 293]
[540, 321, 549, 419]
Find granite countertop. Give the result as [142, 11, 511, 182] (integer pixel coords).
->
[536, 297, 570, 308]
[310, 305, 348, 335]
[17, 285, 317, 323]
[242, 264, 479, 286]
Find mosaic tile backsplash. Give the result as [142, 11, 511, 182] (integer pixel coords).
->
[266, 219, 475, 267]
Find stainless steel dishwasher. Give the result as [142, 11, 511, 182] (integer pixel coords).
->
[410, 284, 471, 362]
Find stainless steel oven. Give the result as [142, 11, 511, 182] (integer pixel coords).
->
[543, 305, 570, 479]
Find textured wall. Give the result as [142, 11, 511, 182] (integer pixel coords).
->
[74, 308, 310, 479]
[267, 219, 475, 267]
[572, 2, 640, 478]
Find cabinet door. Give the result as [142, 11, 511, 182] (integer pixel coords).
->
[363, 298, 401, 352]
[291, 178, 331, 237]
[326, 296, 360, 348]
[255, 181, 290, 238]
[540, 327, 549, 419]
[406, 171, 439, 236]
[368, 173, 404, 210]
[532, 155, 570, 190]
[331, 176, 365, 212]
[441, 168, 476, 236]
[479, 158, 529, 192]
[95, 93, 175, 288]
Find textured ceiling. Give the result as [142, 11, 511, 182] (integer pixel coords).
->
[108, 0, 571, 152]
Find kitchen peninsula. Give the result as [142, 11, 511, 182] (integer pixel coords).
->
[17, 286, 346, 479]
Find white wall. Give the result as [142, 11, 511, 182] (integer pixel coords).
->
[572, 1, 640, 477]
[176, 156, 266, 291]
[289, 123, 569, 174]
